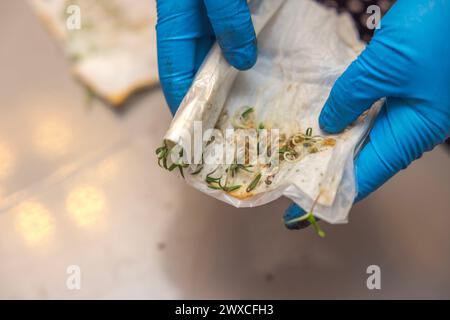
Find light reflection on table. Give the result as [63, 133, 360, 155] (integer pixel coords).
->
[33, 116, 74, 157]
[0, 141, 15, 180]
[15, 200, 54, 247]
[66, 185, 106, 228]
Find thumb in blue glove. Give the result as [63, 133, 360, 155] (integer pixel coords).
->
[285, 0, 450, 230]
[156, 0, 257, 114]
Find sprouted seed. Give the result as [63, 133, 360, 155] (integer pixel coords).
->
[285, 194, 325, 238]
[265, 175, 274, 185]
[222, 184, 242, 193]
[178, 164, 188, 178]
[155, 143, 188, 178]
[279, 127, 336, 163]
[156, 143, 169, 169]
[191, 165, 204, 175]
[232, 106, 255, 129]
[206, 170, 221, 184]
[205, 170, 242, 192]
[241, 107, 254, 120]
[278, 145, 289, 154]
[246, 173, 262, 193]
[157, 107, 336, 198]
[227, 162, 253, 178]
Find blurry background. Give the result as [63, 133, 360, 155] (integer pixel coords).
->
[0, 0, 449, 299]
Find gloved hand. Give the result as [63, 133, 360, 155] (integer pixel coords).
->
[285, 0, 450, 229]
[156, 0, 257, 114]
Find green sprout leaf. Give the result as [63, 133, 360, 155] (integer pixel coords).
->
[246, 173, 262, 193]
[222, 185, 242, 192]
[191, 165, 204, 175]
[285, 211, 326, 238]
[241, 107, 254, 120]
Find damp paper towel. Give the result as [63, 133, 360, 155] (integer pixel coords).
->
[162, 0, 380, 224]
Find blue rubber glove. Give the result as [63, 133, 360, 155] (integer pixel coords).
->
[285, 0, 450, 229]
[156, 0, 257, 114]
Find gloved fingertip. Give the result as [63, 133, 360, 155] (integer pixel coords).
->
[160, 76, 193, 115]
[354, 178, 367, 203]
[353, 159, 365, 203]
[319, 100, 343, 134]
[161, 86, 184, 115]
[223, 40, 257, 71]
[353, 139, 385, 203]
[354, 192, 365, 203]
[204, 0, 257, 71]
[168, 101, 180, 116]
[284, 203, 309, 230]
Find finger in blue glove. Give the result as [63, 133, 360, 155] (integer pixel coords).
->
[285, 0, 450, 231]
[156, 0, 257, 114]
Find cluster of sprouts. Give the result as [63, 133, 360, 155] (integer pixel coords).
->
[156, 106, 337, 237]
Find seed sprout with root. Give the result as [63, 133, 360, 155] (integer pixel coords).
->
[156, 106, 336, 199]
[285, 193, 326, 238]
